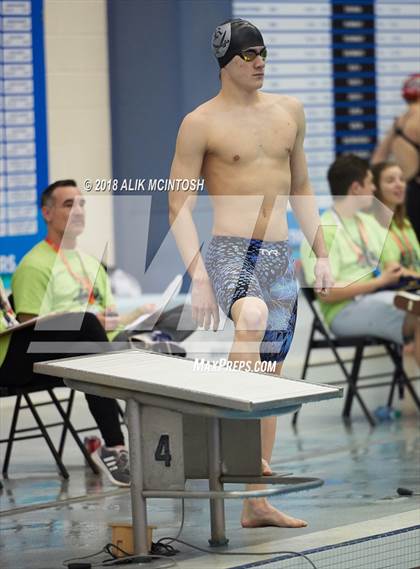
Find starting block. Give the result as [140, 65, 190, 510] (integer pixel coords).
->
[35, 350, 342, 553]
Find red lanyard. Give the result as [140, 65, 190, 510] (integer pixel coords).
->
[390, 224, 415, 265]
[45, 238, 96, 304]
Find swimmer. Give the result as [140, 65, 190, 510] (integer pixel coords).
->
[372, 73, 420, 239]
[168, 18, 333, 529]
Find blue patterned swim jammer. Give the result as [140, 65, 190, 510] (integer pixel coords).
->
[205, 236, 298, 363]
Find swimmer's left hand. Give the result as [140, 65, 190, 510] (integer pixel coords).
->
[314, 257, 334, 296]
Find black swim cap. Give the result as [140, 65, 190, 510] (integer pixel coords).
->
[211, 19, 265, 68]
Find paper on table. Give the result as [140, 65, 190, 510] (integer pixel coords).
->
[124, 274, 183, 332]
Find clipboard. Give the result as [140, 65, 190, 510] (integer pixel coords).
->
[0, 313, 65, 338]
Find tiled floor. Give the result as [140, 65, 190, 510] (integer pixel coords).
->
[1, 296, 419, 568]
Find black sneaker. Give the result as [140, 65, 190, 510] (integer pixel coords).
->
[92, 447, 130, 487]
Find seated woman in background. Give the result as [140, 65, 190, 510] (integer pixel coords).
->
[371, 162, 420, 278]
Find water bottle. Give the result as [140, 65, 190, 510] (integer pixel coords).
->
[374, 406, 401, 421]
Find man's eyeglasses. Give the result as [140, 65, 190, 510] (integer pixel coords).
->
[238, 47, 267, 62]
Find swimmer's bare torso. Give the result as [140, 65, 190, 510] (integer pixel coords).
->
[198, 92, 299, 240]
[174, 91, 302, 241]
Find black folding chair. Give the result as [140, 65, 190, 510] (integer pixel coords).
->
[294, 264, 420, 426]
[0, 379, 100, 478]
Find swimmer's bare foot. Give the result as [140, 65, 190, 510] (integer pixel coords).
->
[241, 498, 308, 529]
[262, 459, 273, 476]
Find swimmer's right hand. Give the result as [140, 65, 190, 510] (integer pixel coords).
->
[314, 257, 334, 296]
[191, 274, 220, 331]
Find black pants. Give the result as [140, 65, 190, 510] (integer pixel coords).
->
[1, 312, 125, 447]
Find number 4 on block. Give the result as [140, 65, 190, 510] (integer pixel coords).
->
[154, 435, 172, 467]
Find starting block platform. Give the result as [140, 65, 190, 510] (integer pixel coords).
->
[35, 349, 342, 554]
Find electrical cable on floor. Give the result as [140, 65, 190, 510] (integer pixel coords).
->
[63, 497, 318, 569]
[62, 543, 176, 568]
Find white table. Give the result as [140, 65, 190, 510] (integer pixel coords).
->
[35, 349, 342, 554]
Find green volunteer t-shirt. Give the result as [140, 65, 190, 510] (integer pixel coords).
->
[384, 219, 420, 271]
[12, 241, 119, 340]
[0, 277, 16, 367]
[300, 210, 395, 327]
[0, 328, 10, 368]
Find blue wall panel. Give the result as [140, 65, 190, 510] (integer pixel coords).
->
[108, 0, 231, 290]
[0, 0, 48, 282]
